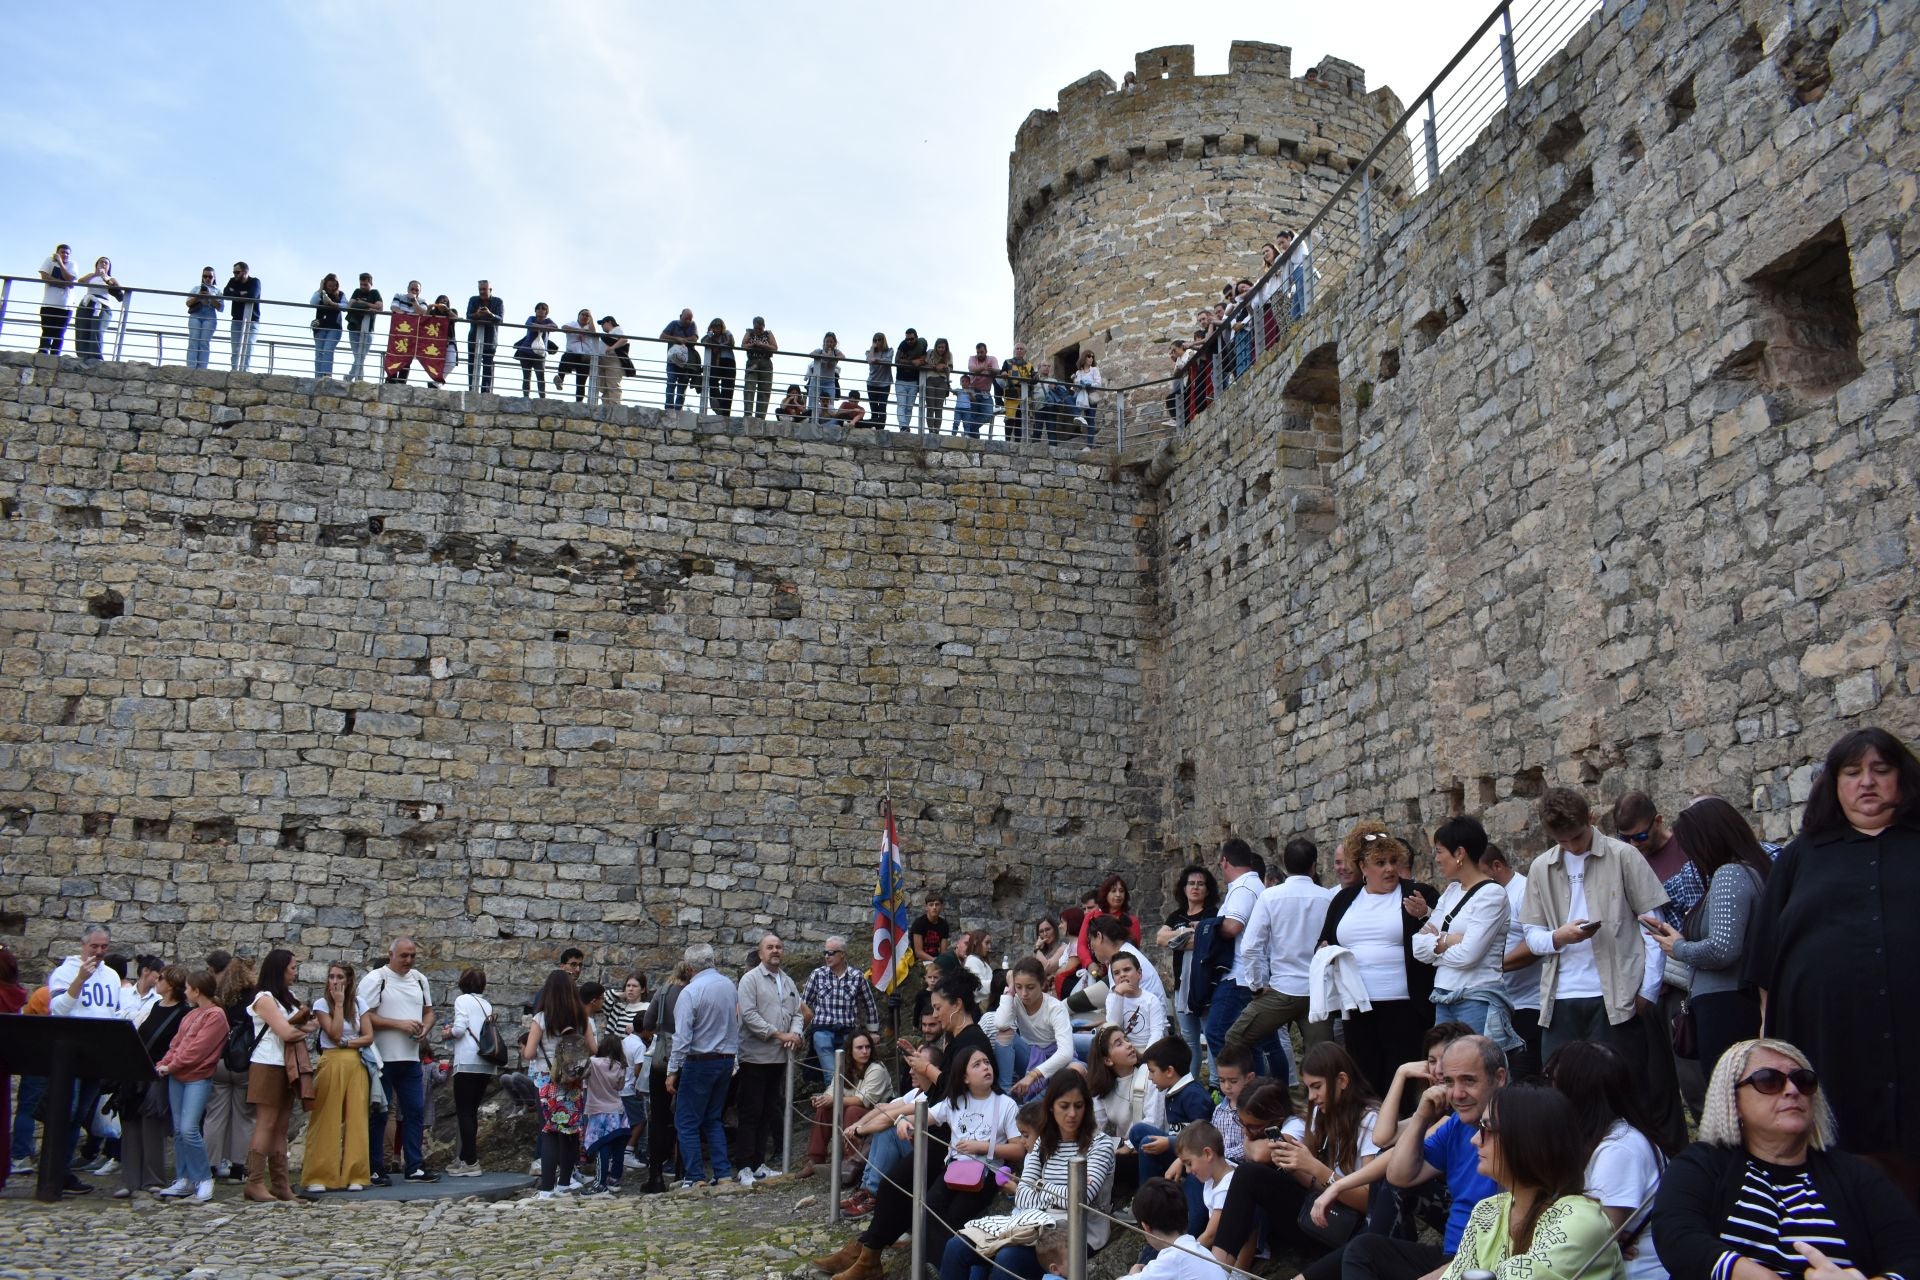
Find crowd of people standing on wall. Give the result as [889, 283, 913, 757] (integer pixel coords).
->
[4, 722, 1918, 1280]
[1170, 224, 1317, 423]
[22, 245, 1110, 446]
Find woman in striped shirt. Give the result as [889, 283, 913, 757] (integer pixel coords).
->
[1653, 1039, 1920, 1280]
[939, 1070, 1119, 1280]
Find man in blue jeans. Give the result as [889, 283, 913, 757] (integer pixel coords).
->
[358, 938, 438, 1184]
[665, 941, 741, 1187]
[799, 935, 878, 1089]
[1204, 839, 1266, 1078]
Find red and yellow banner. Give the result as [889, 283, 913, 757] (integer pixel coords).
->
[384, 312, 452, 383]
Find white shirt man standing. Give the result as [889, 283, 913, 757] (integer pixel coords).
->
[43, 923, 123, 1191]
[735, 934, 803, 1184]
[356, 937, 437, 1184]
[1228, 837, 1337, 1079]
[1204, 839, 1266, 1067]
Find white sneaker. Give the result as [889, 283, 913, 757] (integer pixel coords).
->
[214, 1162, 230, 1180]
[306, 1183, 327, 1194]
[529, 1157, 543, 1176]
[567, 1175, 585, 1191]
[347, 1183, 363, 1192]
[753, 1164, 777, 1180]
[736, 1168, 756, 1187]
[111, 1187, 132, 1199]
[193, 1179, 214, 1203]
[93, 1157, 120, 1176]
[156, 1178, 191, 1198]
[535, 1189, 558, 1200]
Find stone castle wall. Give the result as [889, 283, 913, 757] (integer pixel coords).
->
[1145, 0, 1917, 866]
[1008, 42, 1409, 391]
[0, 366, 1160, 983]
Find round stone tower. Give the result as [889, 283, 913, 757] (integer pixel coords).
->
[1008, 42, 1408, 397]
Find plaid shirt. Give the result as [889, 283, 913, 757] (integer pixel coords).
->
[1660, 840, 1783, 930]
[801, 964, 878, 1031]
[1212, 1097, 1245, 1163]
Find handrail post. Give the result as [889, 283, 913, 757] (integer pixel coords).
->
[1500, 4, 1520, 100]
[111, 293, 131, 363]
[701, 349, 712, 416]
[1066, 1155, 1087, 1280]
[1424, 96, 1441, 187]
[1360, 167, 1375, 254]
[266, 341, 275, 376]
[156, 332, 165, 365]
[828, 1047, 845, 1224]
[781, 1046, 796, 1175]
[1115, 391, 1125, 452]
[910, 1096, 929, 1280]
[0, 278, 12, 338]
[587, 349, 600, 407]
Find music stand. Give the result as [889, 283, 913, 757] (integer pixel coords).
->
[0, 1013, 155, 1203]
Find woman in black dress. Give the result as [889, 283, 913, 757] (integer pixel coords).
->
[1748, 726, 1920, 1204]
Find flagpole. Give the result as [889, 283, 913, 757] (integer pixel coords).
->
[882, 785, 900, 1059]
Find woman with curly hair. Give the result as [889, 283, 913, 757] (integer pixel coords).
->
[1319, 822, 1439, 1097]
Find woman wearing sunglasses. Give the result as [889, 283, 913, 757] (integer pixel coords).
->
[1653, 1039, 1920, 1280]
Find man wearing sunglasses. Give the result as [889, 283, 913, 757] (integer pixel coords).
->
[800, 936, 878, 1092]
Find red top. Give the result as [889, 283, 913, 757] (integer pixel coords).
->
[158, 1005, 230, 1082]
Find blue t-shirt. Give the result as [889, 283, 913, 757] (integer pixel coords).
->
[1423, 1114, 1499, 1252]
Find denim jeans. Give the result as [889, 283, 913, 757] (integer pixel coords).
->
[862, 1125, 908, 1193]
[590, 1130, 629, 1185]
[1173, 1007, 1206, 1084]
[229, 317, 254, 371]
[807, 373, 839, 417]
[674, 1056, 733, 1182]
[666, 362, 695, 410]
[10, 1076, 45, 1159]
[347, 326, 374, 379]
[1129, 1121, 1178, 1185]
[169, 1077, 213, 1185]
[1205, 981, 1252, 1068]
[895, 380, 921, 430]
[314, 327, 342, 378]
[1433, 994, 1491, 1035]
[810, 1027, 852, 1089]
[957, 389, 986, 437]
[943, 1236, 1048, 1280]
[990, 1034, 1030, 1091]
[378, 1060, 426, 1174]
[75, 301, 108, 360]
[187, 313, 217, 369]
[467, 330, 497, 393]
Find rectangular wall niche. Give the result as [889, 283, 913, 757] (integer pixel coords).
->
[1714, 220, 1863, 415]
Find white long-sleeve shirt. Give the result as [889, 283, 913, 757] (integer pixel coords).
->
[1242, 876, 1337, 996]
[1105, 988, 1168, 1052]
[1411, 879, 1511, 995]
[983, 992, 1076, 1078]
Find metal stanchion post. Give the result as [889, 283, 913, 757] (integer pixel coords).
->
[701, 353, 712, 416]
[1116, 393, 1126, 452]
[1067, 1155, 1087, 1280]
[910, 1096, 929, 1280]
[0, 278, 11, 334]
[782, 1047, 796, 1175]
[265, 339, 275, 376]
[111, 293, 130, 362]
[1500, 4, 1520, 100]
[829, 1048, 846, 1223]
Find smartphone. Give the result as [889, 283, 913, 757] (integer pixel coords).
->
[1262, 1126, 1285, 1142]
[1577, 919, 1603, 935]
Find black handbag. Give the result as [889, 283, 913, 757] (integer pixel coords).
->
[1297, 1193, 1363, 1248]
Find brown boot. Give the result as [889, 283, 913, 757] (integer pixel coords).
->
[268, 1153, 297, 1202]
[829, 1246, 885, 1280]
[243, 1161, 274, 1203]
[811, 1237, 863, 1274]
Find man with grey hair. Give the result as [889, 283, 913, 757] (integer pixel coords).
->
[665, 941, 740, 1187]
[44, 923, 122, 1192]
[800, 935, 878, 1091]
[357, 936, 436, 1185]
[735, 934, 803, 1184]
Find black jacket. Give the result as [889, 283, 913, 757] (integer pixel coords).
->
[1652, 1142, 1920, 1280]
[1318, 878, 1441, 1004]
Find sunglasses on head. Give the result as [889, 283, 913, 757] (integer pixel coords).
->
[1621, 828, 1653, 843]
[1739, 1067, 1819, 1096]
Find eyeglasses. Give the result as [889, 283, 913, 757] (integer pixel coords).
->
[1619, 828, 1653, 843]
[824, 948, 845, 956]
[1739, 1067, 1819, 1096]
[1477, 1116, 1498, 1135]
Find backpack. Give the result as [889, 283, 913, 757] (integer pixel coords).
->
[474, 1001, 508, 1067]
[223, 1004, 261, 1072]
[549, 1026, 590, 1089]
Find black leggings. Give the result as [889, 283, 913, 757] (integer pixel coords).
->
[556, 352, 591, 401]
[860, 1148, 995, 1260]
[519, 355, 546, 397]
[539, 1130, 581, 1191]
[453, 1072, 489, 1164]
[868, 386, 889, 428]
[647, 1070, 677, 1179]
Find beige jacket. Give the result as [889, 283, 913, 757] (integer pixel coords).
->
[1518, 829, 1669, 1026]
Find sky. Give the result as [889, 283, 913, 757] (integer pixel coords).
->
[6, 1, 1515, 366]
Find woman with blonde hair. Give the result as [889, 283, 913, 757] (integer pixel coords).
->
[302, 960, 373, 1193]
[1317, 821, 1438, 1098]
[1653, 1038, 1920, 1280]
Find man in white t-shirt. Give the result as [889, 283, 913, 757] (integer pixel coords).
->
[1230, 836, 1337, 1082]
[42, 922, 125, 1192]
[1520, 788, 1683, 1148]
[1482, 845, 1543, 1078]
[357, 937, 437, 1185]
[38, 244, 76, 355]
[1204, 839, 1267, 1073]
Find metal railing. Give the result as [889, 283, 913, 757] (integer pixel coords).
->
[1144, 0, 1604, 448]
[0, 274, 1147, 451]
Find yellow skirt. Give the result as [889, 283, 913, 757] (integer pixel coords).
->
[301, 1047, 372, 1188]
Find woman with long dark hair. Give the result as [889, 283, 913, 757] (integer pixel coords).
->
[1547, 1041, 1667, 1280]
[524, 969, 592, 1087]
[807, 1030, 891, 1169]
[1749, 727, 1920, 1201]
[1160, 863, 1220, 1075]
[1641, 796, 1771, 1072]
[243, 948, 311, 1202]
[1441, 1086, 1624, 1280]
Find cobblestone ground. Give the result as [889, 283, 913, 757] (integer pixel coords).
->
[0, 1173, 850, 1280]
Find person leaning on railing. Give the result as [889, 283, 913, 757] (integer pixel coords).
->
[37, 244, 77, 355]
[596, 316, 630, 407]
[704, 318, 737, 417]
[866, 333, 894, 429]
[556, 309, 596, 402]
[513, 303, 559, 398]
[184, 267, 224, 370]
[75, 256, 121, 362]
[310, 274, 346, 379]
[741, 317, 778, 419]
[345, 273, 384, 380]
[894, 327, 927, 427]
